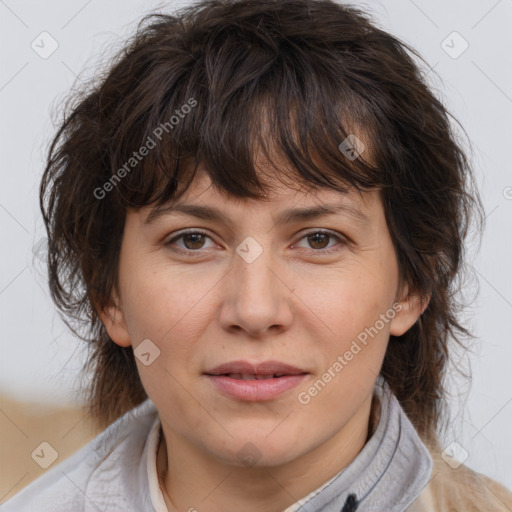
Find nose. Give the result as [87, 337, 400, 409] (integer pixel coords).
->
[218, 239, 294, 338]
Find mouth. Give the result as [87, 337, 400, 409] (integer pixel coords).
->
[204, 359, 308, 377]
[210, 373, 296, 380]
[204, 360, 309, 401]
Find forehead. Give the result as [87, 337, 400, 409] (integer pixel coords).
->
[142, 165, 379, 228]
[188, 168, 365, 206]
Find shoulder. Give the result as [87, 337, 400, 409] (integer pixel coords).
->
[407, 448, 512, 512]
[0, 399, 158, 512]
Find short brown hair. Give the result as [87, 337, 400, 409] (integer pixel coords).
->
[40, 0, 483, 441]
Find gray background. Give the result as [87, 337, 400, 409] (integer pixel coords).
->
[0, 0, 511, 489]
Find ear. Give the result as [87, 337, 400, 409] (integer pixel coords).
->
[97, 289, 132, 348]
[389, 284, 430, 337]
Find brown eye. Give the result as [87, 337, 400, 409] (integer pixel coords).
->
[181, 233, 206, 250]
[165, 230, 215, 255]
[307, 232, 330, 249]
[295, 230, 347, 255]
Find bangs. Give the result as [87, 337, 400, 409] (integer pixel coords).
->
[100, 12, 385, 214]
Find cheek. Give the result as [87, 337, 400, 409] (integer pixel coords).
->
[121, 270, 216, 402]
[297, 267, 396, 401]
[124, 275, 204, 402]
[121, 263, 212, 341]
[305, 264, 395, 339]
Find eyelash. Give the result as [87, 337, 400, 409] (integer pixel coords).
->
[164, 229, 347, 257]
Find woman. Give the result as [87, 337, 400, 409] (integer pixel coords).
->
[2, 0, 511, 510]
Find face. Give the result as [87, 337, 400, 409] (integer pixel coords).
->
[100, 165, 424, 469]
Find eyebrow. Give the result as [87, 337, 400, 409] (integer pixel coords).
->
[144, 200, 370, 226]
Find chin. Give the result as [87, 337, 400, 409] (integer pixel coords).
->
[211, 434, 305, 469]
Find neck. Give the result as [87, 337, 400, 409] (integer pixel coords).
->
[157, 392, 377, 512]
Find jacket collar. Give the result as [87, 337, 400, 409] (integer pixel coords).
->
[283, 380, 433, 512]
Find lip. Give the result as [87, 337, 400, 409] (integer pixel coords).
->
[204, 360, 309, 401]
[205, 360, 307, 376]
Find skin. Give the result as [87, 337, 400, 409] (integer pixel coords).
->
[100, 164, 427, 512]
